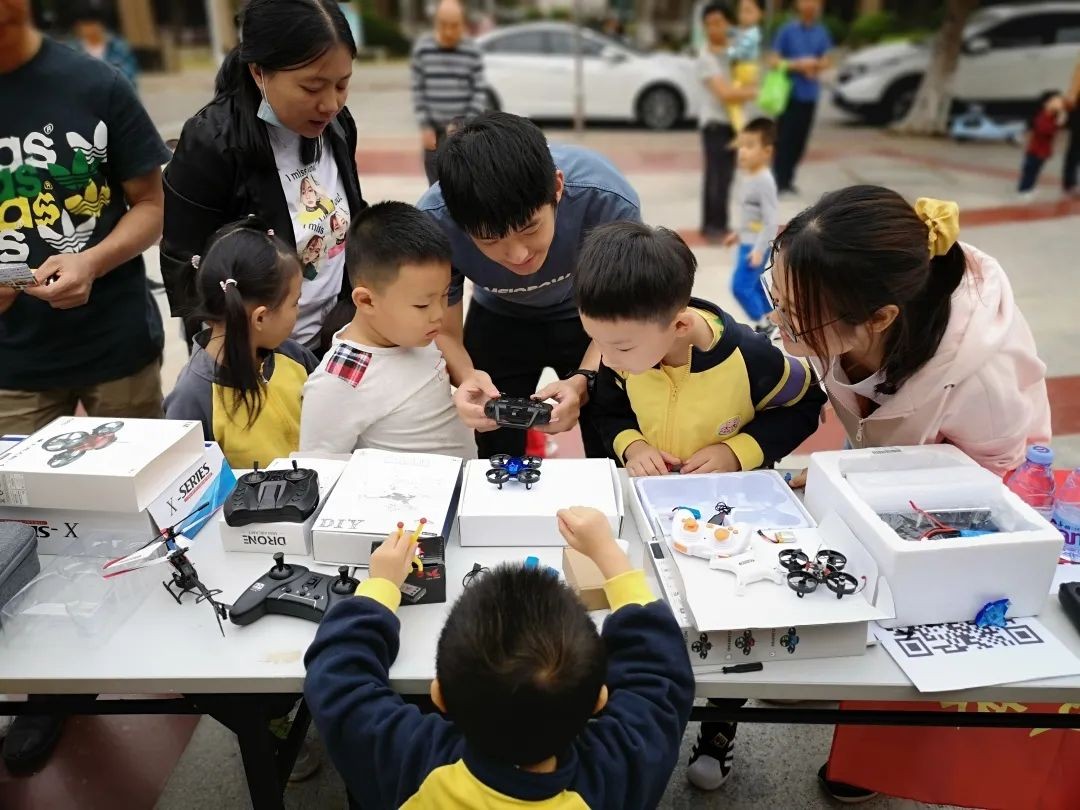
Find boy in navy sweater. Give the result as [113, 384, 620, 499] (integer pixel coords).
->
[304, 506, 694, 809]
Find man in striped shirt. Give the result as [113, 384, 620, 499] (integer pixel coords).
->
[411, 0, 488, 185]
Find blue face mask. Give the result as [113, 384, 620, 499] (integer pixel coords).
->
[256, 85, 286, 129]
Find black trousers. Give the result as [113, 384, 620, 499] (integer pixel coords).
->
[702, 123, 737, 234]
[1019, 152, 1046, 192]
[1064, 108, 1080, 193]
[773, 99, 817, 192]
[463, 300, 607, 460]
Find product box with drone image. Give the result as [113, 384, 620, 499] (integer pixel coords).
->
[312, 449, 463, 566]
[628, 470, 892, 669]
[0, 417, 205, 514]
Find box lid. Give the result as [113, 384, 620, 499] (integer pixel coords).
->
[316, 449, 462, 538]
[460, 459, 618, 517]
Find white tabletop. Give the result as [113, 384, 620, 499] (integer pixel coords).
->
[2, 474, 1080, 704]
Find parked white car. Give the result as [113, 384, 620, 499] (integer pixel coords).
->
[834, 2, 1080, 124]
[477, 23, 700, 130]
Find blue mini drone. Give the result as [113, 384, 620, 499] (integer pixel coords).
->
[487, 454, 542, 490]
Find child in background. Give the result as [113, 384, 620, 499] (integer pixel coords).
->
[727, 0, 763, 133]
[165, 219, 316, 468]
[300, 201, 475, 458]
[1018, 92, 1067, 200]
[724, 117, 779, 332]
[304, 505, 694, 809]
[576, 221, 825, 478]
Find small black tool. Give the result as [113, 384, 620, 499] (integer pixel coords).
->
[721, 661, 764, 674]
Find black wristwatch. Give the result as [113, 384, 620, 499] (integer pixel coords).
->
[563, 368, 598, 398]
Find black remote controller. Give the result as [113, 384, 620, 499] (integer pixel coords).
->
[1059, 581, 1080, 636]
[223, 460, 320, 527]
[483, 396, 552, 429]
[230, 553, 360, 625]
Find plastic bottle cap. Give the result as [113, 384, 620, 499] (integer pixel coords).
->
[1026, 445, 1054, 466]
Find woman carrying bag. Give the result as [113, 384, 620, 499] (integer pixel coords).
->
[162, 0, 366, 356]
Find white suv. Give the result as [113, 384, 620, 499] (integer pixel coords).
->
[834, 3, 1080, 124]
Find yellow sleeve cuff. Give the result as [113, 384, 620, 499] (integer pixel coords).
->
[355, 578, 402, 613]
[603, 569, 654, 611]
[613, 429, 648, 462]
[722, 432, 764, 472]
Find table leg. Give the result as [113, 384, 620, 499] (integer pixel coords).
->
[231, 705, 286, 810]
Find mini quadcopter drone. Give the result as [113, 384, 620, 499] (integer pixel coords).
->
[486, 454, 542, 490]
[42, 420, 124, 468]
[669, 504, 751, 560]
[102, 503, 229, 636]
[778, 548, 859, 600]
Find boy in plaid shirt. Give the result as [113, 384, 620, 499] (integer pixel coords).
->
[300, 202, 475, 458]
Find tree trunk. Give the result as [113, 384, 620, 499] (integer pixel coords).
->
[634, 0, 657, 50]
[891, 0, 979, 136]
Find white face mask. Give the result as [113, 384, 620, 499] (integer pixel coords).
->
[255, 77, 286, 129]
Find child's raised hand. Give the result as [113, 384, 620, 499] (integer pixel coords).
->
[624, 440, 680, 477]
[723, 231, 740, 248]
[557, 506, 631, 580]
[369, 527, 417, 589]
[681, 443, 741, 475]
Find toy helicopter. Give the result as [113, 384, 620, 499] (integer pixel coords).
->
[101, 502, 229, 636]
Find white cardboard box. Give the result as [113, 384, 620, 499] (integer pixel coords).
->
[458, 458, 624, 547]
[219, 457, 346, 555]
[312, 450, 463, 565]
[628, 473, 887, 664]
[0, 417, 204, 513]
[0, 442, 235, 554]
[804, 444, 1062, 628]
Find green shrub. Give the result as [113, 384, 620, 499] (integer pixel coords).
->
[849, 11, 898, 47]
[359, 8, 410, 56]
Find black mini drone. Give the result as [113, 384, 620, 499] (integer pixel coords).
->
[486, 455, 542, 490]
[778, 548, 859, 600]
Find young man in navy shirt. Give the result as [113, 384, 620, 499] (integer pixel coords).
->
[770, 0, 832, 194]
[418, 112, 641, 459]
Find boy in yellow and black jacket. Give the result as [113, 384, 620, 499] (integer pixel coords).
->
[575, 222, 824, 476]
[304, 506, 693, 809]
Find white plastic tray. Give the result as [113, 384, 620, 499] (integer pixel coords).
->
[634, 470, 815, 540]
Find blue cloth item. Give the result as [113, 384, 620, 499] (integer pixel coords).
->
[732, 243, 771, 321]
[772, 21, 832, 103]
[729, 26, 762, 63]
[418, 144, 641, 319]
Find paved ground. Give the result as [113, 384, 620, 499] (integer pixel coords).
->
[121, 63, 1080, 808]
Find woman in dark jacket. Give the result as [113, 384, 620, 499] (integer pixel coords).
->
[162, 0, 366, 354]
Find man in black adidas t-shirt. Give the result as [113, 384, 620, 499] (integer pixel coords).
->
[0, 0, 170, 772]
[0, 0, 170, 436]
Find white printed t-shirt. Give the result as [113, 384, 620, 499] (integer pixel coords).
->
[300, 329, 476, 459]
[269, 127, 351, 344]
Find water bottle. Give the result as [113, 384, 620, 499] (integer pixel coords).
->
[1053, 469, 1080, 563]
[1007, 445, 1055, 520]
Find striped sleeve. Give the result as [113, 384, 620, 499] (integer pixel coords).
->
[411, 37, 432, 127]
[722, 324, 826, 468]
[466, 43, 489, 116]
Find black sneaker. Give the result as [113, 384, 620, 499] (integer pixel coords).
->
[818, 763, 877, 804]
[687, 722, 735, 790]
[2, 714, 65, 773]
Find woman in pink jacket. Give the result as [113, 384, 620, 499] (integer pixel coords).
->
[765, 184, 1050, 477]
[764, 184, 1052, 803]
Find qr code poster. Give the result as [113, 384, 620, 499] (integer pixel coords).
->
[873, 618, 1080, 693]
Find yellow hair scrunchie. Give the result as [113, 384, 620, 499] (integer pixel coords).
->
[914, 197, 960, 258]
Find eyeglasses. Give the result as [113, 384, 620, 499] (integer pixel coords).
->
[759, 255, 843, 344]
